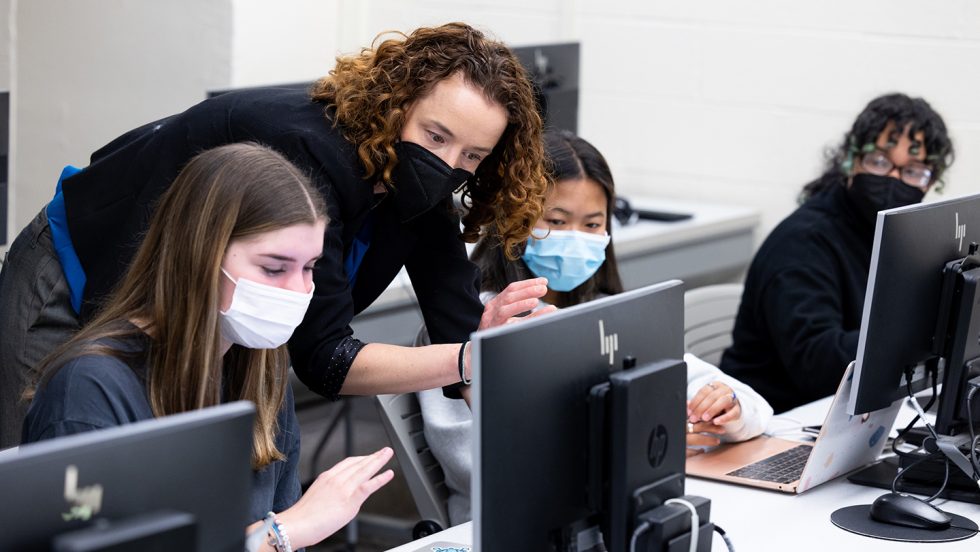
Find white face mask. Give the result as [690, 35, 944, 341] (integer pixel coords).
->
[219, 268, 314, 349]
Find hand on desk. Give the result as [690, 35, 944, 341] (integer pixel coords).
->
[686, 380, 742, 457]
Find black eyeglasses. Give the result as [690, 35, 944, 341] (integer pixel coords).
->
[860, 149, 934, 189]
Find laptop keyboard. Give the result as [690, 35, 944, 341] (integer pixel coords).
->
[725, 444, 812, 484]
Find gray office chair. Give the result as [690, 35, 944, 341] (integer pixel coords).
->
[683, 283, 744, 366]
[374, 392, 451, 537]
[374, 323, 452, 537]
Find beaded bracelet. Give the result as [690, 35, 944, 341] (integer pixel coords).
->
[458, 341, 471, 385]
[265, 512, 292, 552]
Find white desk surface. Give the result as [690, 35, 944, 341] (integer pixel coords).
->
[364, 196, 759, 313]
[387, 397, 980, 551]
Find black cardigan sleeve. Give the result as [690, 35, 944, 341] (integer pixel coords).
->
[405, 206, 483, 344]
[405, 204, 484, 397]
[286, 184, 362, 399]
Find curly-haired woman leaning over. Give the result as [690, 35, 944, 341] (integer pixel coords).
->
[0, 22, 551, 447]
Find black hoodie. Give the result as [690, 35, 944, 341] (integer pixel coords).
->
[720, 183, 874, 413]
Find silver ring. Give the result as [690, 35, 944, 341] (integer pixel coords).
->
[687, 422, 695, 434]
[731, 391, 738, 405]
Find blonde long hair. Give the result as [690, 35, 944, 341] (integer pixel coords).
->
[29, 143, 327, 468]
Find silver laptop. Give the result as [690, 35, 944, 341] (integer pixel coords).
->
[686, 362, 902, 493]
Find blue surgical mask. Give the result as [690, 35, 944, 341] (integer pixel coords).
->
[522, 229, 611, 292]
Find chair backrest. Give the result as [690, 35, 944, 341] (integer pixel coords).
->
[374, 392, 451, 530]
[683, 283, 744, 366]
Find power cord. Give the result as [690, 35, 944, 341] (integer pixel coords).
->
[900, 382, 953, 502]
[890, 366, 939, 461]
[629, 497, 721, 551]
[713, 524, 735, 552]
[890, 449, 950, 502]
[966, 378, 980, 482]
[662, 498, 699, 552]
[629, 520, 651, 552]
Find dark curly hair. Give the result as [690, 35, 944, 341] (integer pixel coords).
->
[310, 22, 549, 259]
[471, 129, 623, 308]
[800, 93, 955, 202]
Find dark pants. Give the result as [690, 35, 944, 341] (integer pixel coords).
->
[0, 209, 80, 449]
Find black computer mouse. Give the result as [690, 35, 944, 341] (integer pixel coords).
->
[869, 492, 952, 530]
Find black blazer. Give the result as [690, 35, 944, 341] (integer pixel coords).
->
[61, 86, 483, 398]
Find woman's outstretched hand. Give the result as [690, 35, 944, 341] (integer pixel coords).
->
[277, 447, 395, 548]
[479, 278, 556, 330]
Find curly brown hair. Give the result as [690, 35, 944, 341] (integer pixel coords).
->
[310, 22, 549, 259]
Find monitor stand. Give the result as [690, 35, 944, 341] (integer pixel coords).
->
[848, 455, 980, 505]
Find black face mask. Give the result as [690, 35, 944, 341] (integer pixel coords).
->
[847, 173, 925, 225]
[389, 142, 473, 223]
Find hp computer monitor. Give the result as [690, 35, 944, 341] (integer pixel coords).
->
[472, 280, 687, 552]
[850, 192, 980, 430]
[0, 401, 254, 551]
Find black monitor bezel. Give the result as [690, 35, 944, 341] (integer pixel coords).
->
[850, 193, 980, 420]
[0, 401, 254, 551]
[472, 280, 685, 551]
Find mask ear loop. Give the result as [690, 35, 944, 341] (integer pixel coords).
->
[220, 267, 236, 284]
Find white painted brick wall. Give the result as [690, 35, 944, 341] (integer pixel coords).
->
[230, 0, 338, 87]
[5, 0, 978, 252]
[5, 0, 231, 250]
[335, 0, 980, 241]
[565, 1, 980, 239]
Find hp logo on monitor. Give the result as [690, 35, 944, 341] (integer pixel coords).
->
[647, 424, 669, 468]
[598, 320, 618, 365]
[62, 465, 103, 522]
